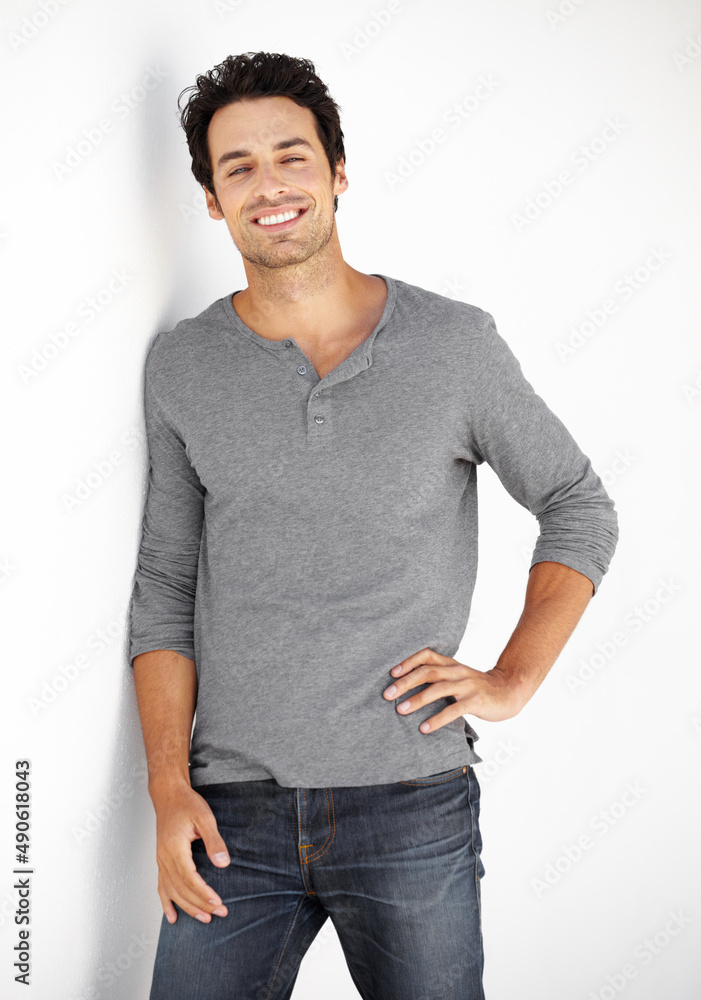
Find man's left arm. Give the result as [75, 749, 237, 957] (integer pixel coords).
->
[383, 559, 595, 729]
[382, 309, 619, 730]
[489, 558, 596, 714]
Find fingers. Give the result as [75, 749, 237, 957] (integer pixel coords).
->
[383, 664, 464, 702]
[152, 786, 234, 924]
[157, 881, 179, 925]
[390, 648, 447, 677]
[385, 677, 467, 733]
[158, 847, 229, 923]
[392, 678, 459, 713]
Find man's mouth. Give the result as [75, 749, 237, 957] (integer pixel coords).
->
[251, 207, 308, 231]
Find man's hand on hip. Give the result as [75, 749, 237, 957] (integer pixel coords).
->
[384, 564, 597, 732]
[382, 649, 532, 732]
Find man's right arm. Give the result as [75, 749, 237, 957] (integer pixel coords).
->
[128, 338, 229, 925]
[133, 648, 196, 793]
[133, 648, 231, 925]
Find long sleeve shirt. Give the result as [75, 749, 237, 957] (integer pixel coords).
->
[127, 273, 619, 788]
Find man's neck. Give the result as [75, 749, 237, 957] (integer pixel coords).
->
[233, 257, 377, 344]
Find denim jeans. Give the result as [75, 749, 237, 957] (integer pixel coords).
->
[149, 764, 486, 1000]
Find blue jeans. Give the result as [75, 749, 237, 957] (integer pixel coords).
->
[149, 764, 486, 1000]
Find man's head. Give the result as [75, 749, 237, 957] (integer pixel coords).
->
[177, 52, 348, 271]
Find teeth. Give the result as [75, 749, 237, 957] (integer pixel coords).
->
[256, 210, 302, 226]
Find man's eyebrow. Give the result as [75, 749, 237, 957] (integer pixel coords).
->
[216, 137, 314, 171]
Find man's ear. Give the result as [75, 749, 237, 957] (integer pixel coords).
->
[204, 185, 224, 220]
[333, 158, 349, 200]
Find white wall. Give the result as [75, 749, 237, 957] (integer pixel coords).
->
[3, 0, 700, 997]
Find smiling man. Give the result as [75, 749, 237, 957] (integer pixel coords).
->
[128, 51, 619, 1000]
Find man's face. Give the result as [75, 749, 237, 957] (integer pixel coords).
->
[204, 95, 347, 270]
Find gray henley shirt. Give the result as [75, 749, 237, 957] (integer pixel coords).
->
[127, 273, 619, 788]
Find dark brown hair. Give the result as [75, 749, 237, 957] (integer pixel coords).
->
[177, 51, 345, 212]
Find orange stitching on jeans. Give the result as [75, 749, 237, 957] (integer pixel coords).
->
[297, 789, 317, 895]
[301, 787, 306, 848]
[305, 788, 336, 862]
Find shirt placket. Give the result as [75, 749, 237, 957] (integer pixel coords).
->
[277, 337, 376, 445]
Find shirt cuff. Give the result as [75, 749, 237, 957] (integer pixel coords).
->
[528, 553, 604, 595]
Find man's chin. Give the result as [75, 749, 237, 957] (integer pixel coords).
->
[239, 252, 311, 271]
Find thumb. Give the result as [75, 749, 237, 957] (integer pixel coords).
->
[196, 809, 230, 868]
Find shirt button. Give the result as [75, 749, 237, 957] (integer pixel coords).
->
[314, 415, 324, 424]
[284, 340, 293, 348]
[297, 365, 307, 375]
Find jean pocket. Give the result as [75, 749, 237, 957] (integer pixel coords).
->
[399, 764, 467, 786]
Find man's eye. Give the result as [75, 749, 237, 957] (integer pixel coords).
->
[228, 157, 304, 178]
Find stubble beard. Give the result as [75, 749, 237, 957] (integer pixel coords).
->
[233, 205, 336, 271]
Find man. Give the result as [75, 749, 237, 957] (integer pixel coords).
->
[128, 51, 618, 1000]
